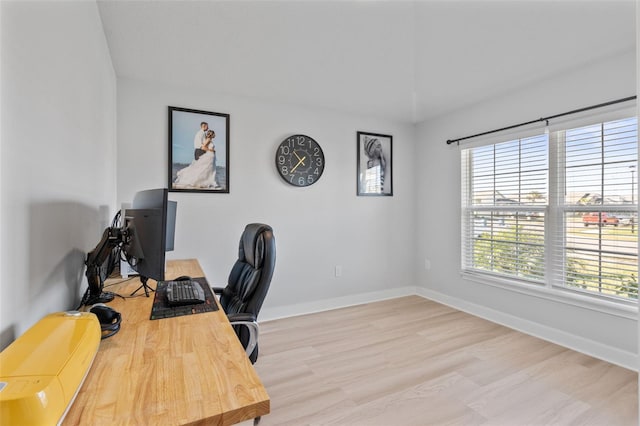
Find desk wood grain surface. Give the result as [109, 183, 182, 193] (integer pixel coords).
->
[64, 259, 270, 425]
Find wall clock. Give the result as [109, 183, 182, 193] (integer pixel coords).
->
[275, 134, 325, 187]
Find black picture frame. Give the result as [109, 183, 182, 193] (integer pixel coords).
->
[357, 131, 393, 196]
[168, 106, 230, 193]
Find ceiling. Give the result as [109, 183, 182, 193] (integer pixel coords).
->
[97, 0, 636, 123]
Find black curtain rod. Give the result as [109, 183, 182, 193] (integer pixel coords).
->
[446, 95, 637, 145]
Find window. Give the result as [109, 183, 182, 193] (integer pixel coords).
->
[462, 116, 638, 303]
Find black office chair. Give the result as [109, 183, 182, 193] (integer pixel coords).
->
[213, 223, 275, 364]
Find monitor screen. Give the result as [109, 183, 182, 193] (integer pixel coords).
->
[131, 188, 177, 251]
[124, 209, 165, 282]
[124, 188, 177, 283]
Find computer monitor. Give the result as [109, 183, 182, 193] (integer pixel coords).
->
[123, 189, 177, 295]
[81, 188, 177, 306]
[131, 188, 177, 251]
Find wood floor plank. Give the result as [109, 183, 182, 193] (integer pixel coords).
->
[254, 296, 638, 425]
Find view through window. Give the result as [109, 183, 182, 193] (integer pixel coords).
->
[462, 116, 638, 302]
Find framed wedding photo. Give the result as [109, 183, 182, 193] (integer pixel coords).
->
[168, 106, 230, 193]
[357, 131, 393, 196]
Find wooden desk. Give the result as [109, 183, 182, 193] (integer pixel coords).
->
[64, 259, 270, 425]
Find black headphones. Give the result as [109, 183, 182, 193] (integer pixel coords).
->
[90, 303, 122, 339]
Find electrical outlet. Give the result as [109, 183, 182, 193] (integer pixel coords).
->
[335, 265, 343, 277]
[424, 259, 431, 270]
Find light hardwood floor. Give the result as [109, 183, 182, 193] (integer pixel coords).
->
[253, 296, 637, 426]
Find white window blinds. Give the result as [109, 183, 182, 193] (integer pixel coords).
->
[461, 116, 638, 302]
[462, 134, 548, 283]
[552, 117, 638, 299]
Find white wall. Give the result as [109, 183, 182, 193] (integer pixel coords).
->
[0, 1, 117, 349]
[416, 50, 638, 369]
[116, 78, 417, 319]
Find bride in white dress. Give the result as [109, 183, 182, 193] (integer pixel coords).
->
[174, 130, 221, 189]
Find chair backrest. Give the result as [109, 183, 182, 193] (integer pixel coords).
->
[219, 223, 275, 319]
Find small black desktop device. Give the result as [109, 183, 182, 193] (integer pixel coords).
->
[82, 188, 177, 306]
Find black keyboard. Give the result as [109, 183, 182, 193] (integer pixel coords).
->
[165, 280, 206, 306]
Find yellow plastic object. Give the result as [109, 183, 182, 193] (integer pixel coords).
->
[0, 311, 101, 425]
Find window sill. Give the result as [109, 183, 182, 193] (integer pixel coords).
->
[461, 270, 638, 320]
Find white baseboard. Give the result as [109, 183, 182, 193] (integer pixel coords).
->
[415, 287, 638, 372]
[260, 286, 418, 322]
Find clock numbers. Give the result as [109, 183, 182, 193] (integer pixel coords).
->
[275, 134, 325, 187]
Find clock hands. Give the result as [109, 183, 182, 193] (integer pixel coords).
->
[291, 158, 305, 173]
[294, 151, 307, 165]
[290, 151, 307, 173]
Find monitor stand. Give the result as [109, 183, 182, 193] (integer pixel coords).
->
[130, 276, 154, 297]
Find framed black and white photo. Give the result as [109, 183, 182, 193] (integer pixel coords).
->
[168, 106, 230, 193]
[357, 131, 393, 196]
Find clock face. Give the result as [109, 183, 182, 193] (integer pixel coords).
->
[275, 134, 325, 187]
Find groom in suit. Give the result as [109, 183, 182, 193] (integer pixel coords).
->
[194, 121, 208, 160]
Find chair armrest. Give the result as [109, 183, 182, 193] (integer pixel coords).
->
[227, 313, 256, 323]
[227, 314, 259, 359]
[211, 287, 225, 295]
